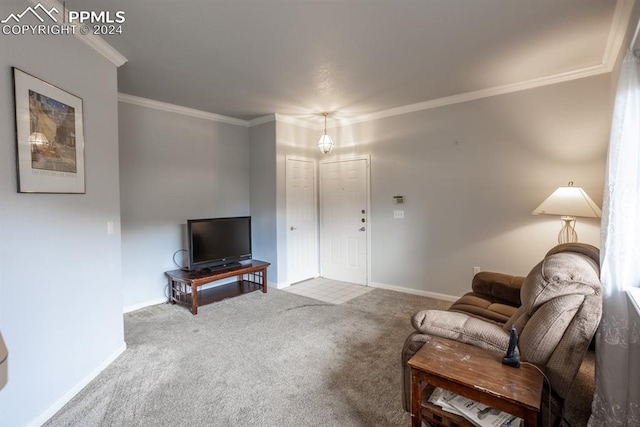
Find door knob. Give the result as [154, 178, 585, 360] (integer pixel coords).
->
[290, 226, 297, 231]
[359, 227, 365, 232]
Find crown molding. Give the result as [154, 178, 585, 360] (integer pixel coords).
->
[603, 0, 636, 69]
[283, 0, 635, 128]
[116, 57, 619, 133]
[247, 114, 275, 127]
[115, 0, 631, 129]
[340, 63, 611, 127]
[115, 97, 324, 131]
[118, 93, 249, 126]
[27, 0, 128, 67]
[75, 31, 128, 67]
[334, 0, 633, 127]
[118, 55, 611, 130]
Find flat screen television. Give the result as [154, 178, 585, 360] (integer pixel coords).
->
[187, 216, 252, 271]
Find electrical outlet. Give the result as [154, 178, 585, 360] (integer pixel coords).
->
[473, 266, 481, 275]
[393, 210, 404, 219]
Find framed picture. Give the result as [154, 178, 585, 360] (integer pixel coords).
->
[13, 67, 85, 193]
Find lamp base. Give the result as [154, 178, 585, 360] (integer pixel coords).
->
[558, 216, 578, 244]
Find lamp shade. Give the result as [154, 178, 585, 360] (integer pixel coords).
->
[532, 183, 602, 218]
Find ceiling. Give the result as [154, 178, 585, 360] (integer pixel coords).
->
[68, 0, 628, 123]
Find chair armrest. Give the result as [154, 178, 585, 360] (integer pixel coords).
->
[411, 309, 511, 354]
[472, 271, 524, 306]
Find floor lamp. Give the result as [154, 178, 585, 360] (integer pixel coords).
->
[532, 182, 602, 244]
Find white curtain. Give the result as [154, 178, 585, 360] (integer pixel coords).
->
[588, 51, 640, 426]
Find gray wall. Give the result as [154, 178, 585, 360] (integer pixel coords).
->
[0, 5, 124, 425]
[118, 102, 250, 309]
[322, 75, 611, 297]
[249, 121, 278, 283]
[263, 78, 610, 295]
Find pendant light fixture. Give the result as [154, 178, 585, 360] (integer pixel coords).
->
[318, 113, 334, 154]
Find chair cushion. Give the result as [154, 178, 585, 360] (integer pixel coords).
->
[449, 292, 518, 324]
[471, 272, 523, 306]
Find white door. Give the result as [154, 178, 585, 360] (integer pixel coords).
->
[286, 157, 318, 285]
[320, 157, 369, 285]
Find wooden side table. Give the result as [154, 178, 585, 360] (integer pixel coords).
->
[408, 336, 543, 427]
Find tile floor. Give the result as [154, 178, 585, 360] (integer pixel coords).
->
[284, 277, 373, 304]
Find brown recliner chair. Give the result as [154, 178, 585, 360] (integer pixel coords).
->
[401, 243, 602, 425]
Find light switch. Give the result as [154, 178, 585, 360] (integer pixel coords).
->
[107, 221, 114, 235]
[393, 210, 404, 219]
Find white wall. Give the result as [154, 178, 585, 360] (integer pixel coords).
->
[118, 102, 251, 309]
[319, 75, 611, 298]
[0, 3, 125, 424]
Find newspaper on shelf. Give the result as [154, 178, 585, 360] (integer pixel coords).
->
[428, 387, 523, 427]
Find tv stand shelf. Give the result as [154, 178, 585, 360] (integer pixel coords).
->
[165, 260, 270, 314]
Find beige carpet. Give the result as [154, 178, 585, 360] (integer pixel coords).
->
[43, 288, 592, 426]
[44, 288, 449, 426]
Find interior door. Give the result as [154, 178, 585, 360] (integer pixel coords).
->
[320, 157, 369, 285]
[286, 157, 318, 285]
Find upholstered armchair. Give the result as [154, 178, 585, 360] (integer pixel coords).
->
[401, 243, 602, 424]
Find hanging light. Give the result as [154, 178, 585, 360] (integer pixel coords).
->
[318, 113, 334, 154]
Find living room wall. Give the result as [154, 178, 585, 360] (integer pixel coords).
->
[326, 74, 611, 298]
[118, 71, 612, 303]
[249, 121, 279, 282]
[0, 5, 124, 426]
[118, 102, 251, 310]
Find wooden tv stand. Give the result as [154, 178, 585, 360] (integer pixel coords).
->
[165, 260, 269, 314]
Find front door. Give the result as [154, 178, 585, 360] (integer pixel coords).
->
[320, 157, 369, 285]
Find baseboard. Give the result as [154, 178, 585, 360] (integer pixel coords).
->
[369, 281, 459, 302]
[29, 342, 127, 427]
[273, 281, 288, 289]
[123, 297, 167, 313]
[276, 274, 321, 290]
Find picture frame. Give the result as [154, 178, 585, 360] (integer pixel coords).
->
[13, 67, 85, 193]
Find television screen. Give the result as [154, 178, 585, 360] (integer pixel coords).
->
[187, 216, 252, 271]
